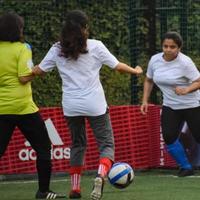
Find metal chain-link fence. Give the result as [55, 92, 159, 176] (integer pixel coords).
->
[1, 0, 200, 105]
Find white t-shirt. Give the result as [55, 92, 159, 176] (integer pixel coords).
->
[147, 52, 200, 109]
[39, 39, 119, 116]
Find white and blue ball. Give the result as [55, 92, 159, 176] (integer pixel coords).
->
[108, 162, 134, 189]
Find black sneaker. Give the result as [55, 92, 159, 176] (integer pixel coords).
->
[35, 190, 66, 199]
[69, 190, 81, 199]
[90, 177, 104, 200]
[177, 168, 194, 177]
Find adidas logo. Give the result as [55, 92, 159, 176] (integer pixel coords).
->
[19, 118, 70, 161]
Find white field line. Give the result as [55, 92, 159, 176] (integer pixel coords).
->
[0, 179, 69, 185]
[154, 175, 200, 178]
[1, 175, 200, 185]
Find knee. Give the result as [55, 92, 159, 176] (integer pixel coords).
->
[36, 146, 51, 161]
[162, 133, 178, 145]
[71, 144, 87, 152]
[72, 141, 87, 149]
[37, 151, 51, 160]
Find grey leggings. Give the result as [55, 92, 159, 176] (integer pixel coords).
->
[65, 111, 115, 166]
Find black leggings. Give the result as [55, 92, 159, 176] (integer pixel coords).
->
[0, 112, 51, 160]
[161, 106, 200, 145]
[0, 112, 52, 192]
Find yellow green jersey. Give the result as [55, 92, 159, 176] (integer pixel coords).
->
[0, 41, 38, 114]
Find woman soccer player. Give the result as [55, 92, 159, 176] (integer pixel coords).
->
[0, 12, 65, 199]
[141, 31, 200, 177]
[33, 10, 142, 200]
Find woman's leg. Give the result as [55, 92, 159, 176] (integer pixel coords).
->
[185, 106, 200, 143]
[65, 116, 87, 198]
[0, 115, 16, 159]
[161, 106, 192, 173]
[88, 110, 114, 200]
[88, 111, 114, 177]
[17, 112, 52, 193]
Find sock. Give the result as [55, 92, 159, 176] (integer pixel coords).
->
[167, 139, 192, 169]
[98, 157, 113, 177]
[36, 159, 52, 192]
[70, 166, 82, 192]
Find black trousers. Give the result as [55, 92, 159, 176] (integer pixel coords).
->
[0, 112, 52, 192]
[161, 106, 200, 145]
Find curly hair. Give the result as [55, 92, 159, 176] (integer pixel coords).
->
[0, 12, 24, 42]
[60, 10, 89, 60]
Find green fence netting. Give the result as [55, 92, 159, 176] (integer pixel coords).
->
[1, 0, 200, 105]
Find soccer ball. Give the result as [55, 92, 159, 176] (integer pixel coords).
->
[108, 162, 134, 189]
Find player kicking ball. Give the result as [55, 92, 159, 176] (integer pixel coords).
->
[33, 10, 142, 200]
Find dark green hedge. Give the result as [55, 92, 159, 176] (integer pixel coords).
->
[0, 0, 132, 106]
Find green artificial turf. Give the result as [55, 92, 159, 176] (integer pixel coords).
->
[0, 170, 199, 200]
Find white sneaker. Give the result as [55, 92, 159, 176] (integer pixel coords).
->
[90, 177, 104, 200]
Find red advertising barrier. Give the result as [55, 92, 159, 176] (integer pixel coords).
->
[0, 105, 177, 175]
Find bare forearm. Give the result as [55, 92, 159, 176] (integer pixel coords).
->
[115, 62, 143, 75]
[18, 74, 35, 84]
[187, 80, 200, 93]
[175, 78, 200, 95]
[142, 77, 154, 103]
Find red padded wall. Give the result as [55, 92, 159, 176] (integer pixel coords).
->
[0, 105, 177, 175]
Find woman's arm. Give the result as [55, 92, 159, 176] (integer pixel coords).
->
[32, 65, 46, 76]
[140, 77, 154, 114]
[18, 74, 35, 84]
[114, 62, 143, 75]
[175, 78, 200, 95]
[18, 64, 46, 84]
[18, 64, 47, 84]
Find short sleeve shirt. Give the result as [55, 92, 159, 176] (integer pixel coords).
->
[147, 52, 200, 109]
[39, 39, 119, 116]
[0, 42, 38, 114]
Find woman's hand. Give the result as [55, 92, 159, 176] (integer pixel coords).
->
[32, 65, 46, 76]
[115, 62, 143, 75]
[174, 87, 189, 95]
[175, 78, 200, 95]
[134, 66, 143, 75]
[140, 102, 149, 115]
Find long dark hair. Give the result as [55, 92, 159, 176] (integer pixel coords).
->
[60, 10, 89, 60]
[0, 12, 24, 42]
